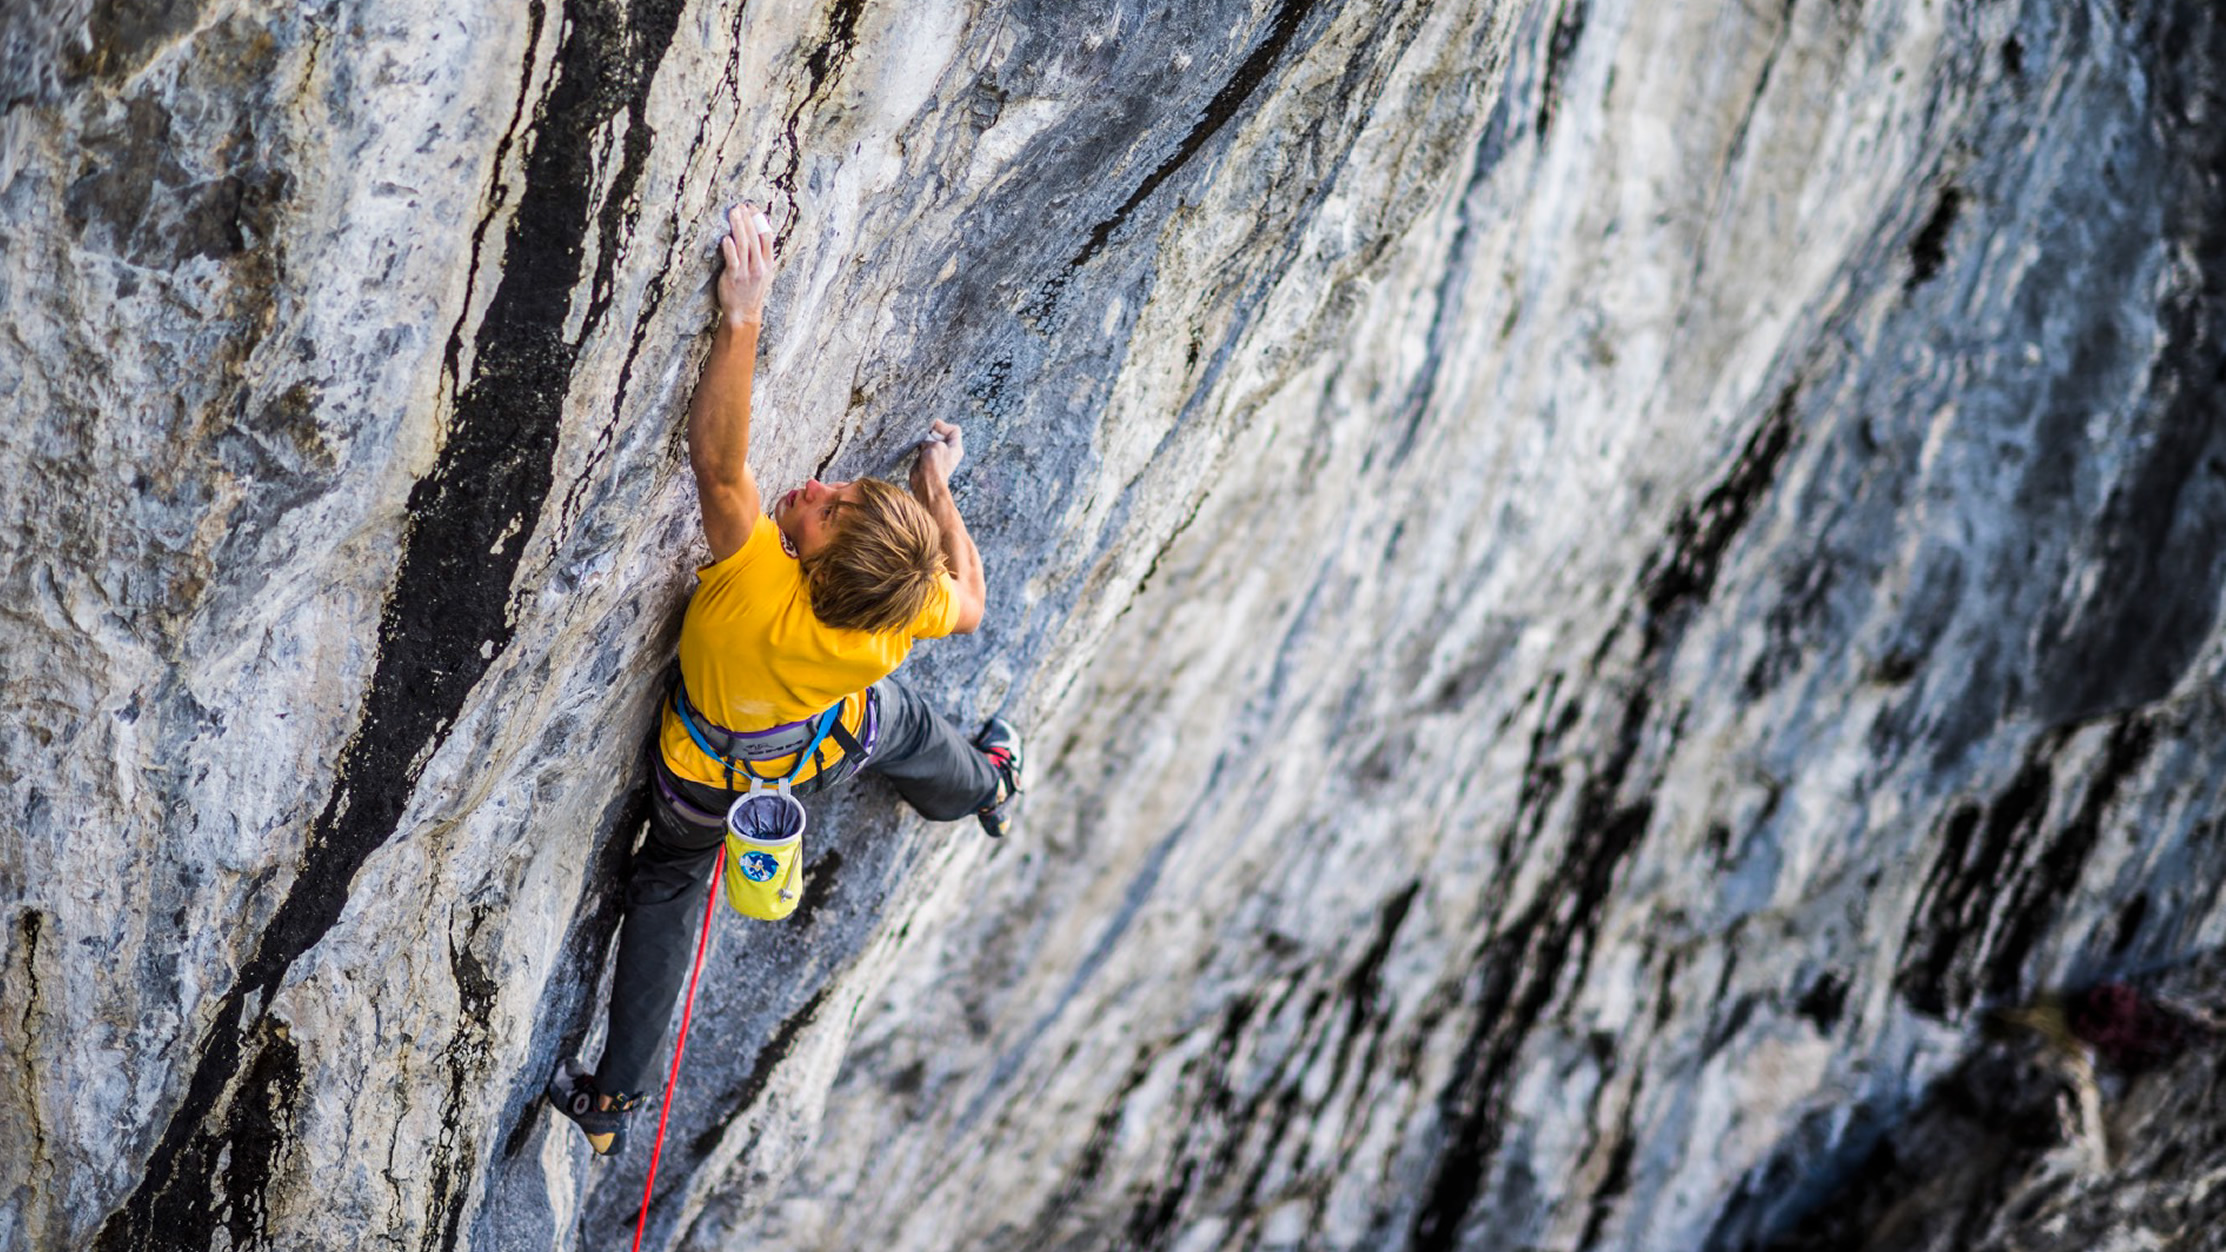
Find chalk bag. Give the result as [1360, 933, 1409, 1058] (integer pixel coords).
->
[722, 779, 807, 922]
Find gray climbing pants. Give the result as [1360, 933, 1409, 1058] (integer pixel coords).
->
[596, 678, 1002, 1096]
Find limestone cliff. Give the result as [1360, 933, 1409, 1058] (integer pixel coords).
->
[4, 0, 2225, 1249]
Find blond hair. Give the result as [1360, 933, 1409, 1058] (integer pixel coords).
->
[802, 478, 947, 633]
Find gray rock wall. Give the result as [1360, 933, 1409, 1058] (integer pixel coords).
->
[3, 0, 2223, 1249]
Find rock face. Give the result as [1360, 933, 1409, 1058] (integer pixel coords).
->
[5, 0, 2225, 1248]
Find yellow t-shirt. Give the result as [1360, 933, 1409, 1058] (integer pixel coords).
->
[659, 513, 960, 788]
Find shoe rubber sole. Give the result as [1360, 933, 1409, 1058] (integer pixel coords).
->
[547, 1061, 630, 1157]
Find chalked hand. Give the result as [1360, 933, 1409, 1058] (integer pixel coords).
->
[717, 201, 775, 329]
[912, 420, 964, 492]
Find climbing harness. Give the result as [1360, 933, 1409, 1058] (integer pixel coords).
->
[631, 840, 726, 1252]
[670, 679, 877, 921]
[671, 681, 847, 790]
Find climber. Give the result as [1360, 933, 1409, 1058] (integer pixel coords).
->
[548, 201, 1023, 1156]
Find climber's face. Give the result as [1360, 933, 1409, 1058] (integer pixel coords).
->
[772, 478, 861, 559]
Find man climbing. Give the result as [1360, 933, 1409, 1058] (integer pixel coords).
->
[549, 202, 1022, 1155]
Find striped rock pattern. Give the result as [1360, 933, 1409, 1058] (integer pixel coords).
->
[2, 0, 2223, 1249]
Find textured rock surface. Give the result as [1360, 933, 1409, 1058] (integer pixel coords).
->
[4, 0, 2225, 1249]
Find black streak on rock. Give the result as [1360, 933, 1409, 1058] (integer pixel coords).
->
[424, 927, 500, 1252]
[783, 849, 846, 933]
[1409, 737, 1659, 1250]
[1503, 677, 1572, 872]
[686, 987, 832, 1159]
[1897, 748, 2057, 1020]
[546, 0, 701, 557]
[1411, 385, 1800, 1251]
[1904, 185, 1962, 291]
[1119, 995, 1261, 1249]
[1795, 971, 1849, 1033]
[93, 2, 686, 1246]
[1221, 886, 1424, 1231]
[438, 0, 547, 398]
[1343, 882, 1421, 1046]
[1978, 717, 2157, 1002]
[1034, 1049, 1161, 1237]
[769, 0, 867, 229]
[219, 1022, 302, 1249]
[15, 909, 39, 1032]
[1125, 1158, 1199, 1249]
[1065, 0, 1327, 276]
[1576, 1131, 1636, 1250]
[2113, 891, 2149, 954]
[1898, 714, 2156, 1019]
[1641, 386, 1801, 654]
[1412, 727, 1658, 1251]
[1122, 487, 1212, 607]
[14, 910, 46, 1166]
[1245, 988, 1337, 1206]
[105, 1018, 305, 1251]
[1033, 907, 1422, 1250]
[1705, 992, 1765, 1059]
[1535, 0, 1590, 139]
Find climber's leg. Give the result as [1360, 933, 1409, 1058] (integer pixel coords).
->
[595, 785, 725, 1101]
[860, 679, 1008, 821]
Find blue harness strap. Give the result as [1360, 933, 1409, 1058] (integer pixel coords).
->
[674, 686, 842, 790]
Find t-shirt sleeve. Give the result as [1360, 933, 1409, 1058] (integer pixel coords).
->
[696, 512, 781, 588]
[909, 573, 963, 640]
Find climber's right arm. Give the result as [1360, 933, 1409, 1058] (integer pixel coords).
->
[690, 202, 775, 563]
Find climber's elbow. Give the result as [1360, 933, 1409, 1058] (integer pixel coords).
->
[948, 582, 985, 635]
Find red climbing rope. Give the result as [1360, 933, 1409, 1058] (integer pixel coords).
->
[632, 842, 726, 1252]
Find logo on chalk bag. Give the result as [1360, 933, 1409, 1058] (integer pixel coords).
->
[739, 850, 782, 883]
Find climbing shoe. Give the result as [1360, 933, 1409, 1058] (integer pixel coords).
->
[546, 1061, 641, 1157]
[974, 716, 1024, 839]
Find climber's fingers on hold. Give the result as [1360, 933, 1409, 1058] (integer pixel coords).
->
[914, 420, 963, 480]
[734, 203, 761, 267]
[729, 200, 774, 269]
[711, 201, 778, 326]
[730, 202, 755, 255]
[719, 202, 771, 270]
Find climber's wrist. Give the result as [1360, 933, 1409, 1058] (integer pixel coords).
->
[909, 465, 950, 501]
